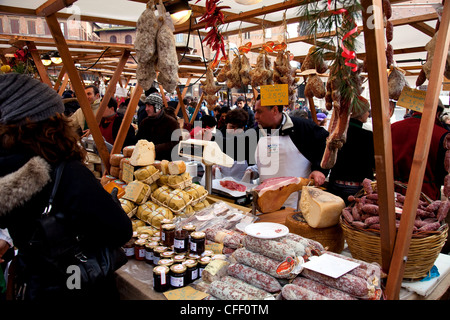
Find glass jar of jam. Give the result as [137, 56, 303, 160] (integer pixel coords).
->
[198, 256, 211, 278]
[153, 265, 170, 292]
[161, 223, 176, 247]
[173, 254, 186, 264]
[158, 258, 174, 268]
[138, 233, 150, 241]
[182, 224, 196, 238]
[150, 236, 161, 243]
[159, 218, 173, 234]
[160, 251, 175, 260]
[170, 264, 187, 289]
[134, 239, 146, 261]
[189, 231, 206, 255]
[122, 238, 135, 259]
[174, 229, 188, 253]
[187, 253, 200, 261]
[145, 241, 158, 264]
[183, 259, 199, 284]
[153, 246, 167, 265]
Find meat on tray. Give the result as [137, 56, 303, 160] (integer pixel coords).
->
[220, 180, 247, 192]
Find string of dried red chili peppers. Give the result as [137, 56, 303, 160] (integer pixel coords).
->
[196, 0, 230, 67]
[327, 0, 359, 72]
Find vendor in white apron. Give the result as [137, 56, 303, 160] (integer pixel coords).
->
[245, 96, 330, 210]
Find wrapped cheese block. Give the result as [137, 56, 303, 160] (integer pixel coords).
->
[168, 160, 186, 175]
[165, 189, 193, 212]
[201, 259, 230, 283]
[158, 174, 169, 186]
[123, 180, 151, 205]
[136, 200, 159, 221]
[147, 207, 173, 228]
[299, 186, 345, 228]
[152, 185, 173, 204]
[129, 139, 155, 166]
[119, 198, 136, 217]
[193, 199, 210, 211]
[185, 184, 207, 200]
[134, 165, 159, 181]
[176, 205, 195, 218]
[131, 219, 146, 231]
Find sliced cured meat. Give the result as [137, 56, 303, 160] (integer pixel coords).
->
[220, 180, 246, 192]
[253, 177, 312, 213]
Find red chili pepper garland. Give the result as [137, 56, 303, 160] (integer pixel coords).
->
[327, 0, 359, 72]
[196, 0, 230, 66]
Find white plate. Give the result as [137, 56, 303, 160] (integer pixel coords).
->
[244, 222, 289, 239]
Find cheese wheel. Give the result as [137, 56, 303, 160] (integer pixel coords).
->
[134, 165, 158, 181]
[168, 160, 186, 175]
[110, 165, 121, 178]
[299, 186, 345, 228]
[123, 145, 135, 158]
[120, 157, 131, 170]
[160, 160, 169, 174]
[110, 153, 124, 166]
[100, 175, 116, 186]
[129, 140, 155, 166]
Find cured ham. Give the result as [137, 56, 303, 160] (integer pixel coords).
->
[253, 177, 313, 213]
[220, 180, 247, 192]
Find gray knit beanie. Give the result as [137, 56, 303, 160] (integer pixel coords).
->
[0, 73, 64, 125]
[144, 93, 163, 112]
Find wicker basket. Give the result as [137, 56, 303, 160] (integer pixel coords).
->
[340, 218, 448, 280]
[340, 180, 449, 280]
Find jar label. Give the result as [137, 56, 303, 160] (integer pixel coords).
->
[145, 251, 154, 261]
[138, 248, 146, 258]
[161, 271, 166, 285]
[174, 238, 186, 249]
[123, 247, 134, 256]
[190, 241, 197, 252]
[161, 233, 166, 241]
[170, 275, 184, 287]
[191, 269, 198, 281]
[153, 257, 161, 265]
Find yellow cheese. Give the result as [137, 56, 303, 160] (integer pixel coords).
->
[129, 140, 155, 166]
[299, 186, 345, 228]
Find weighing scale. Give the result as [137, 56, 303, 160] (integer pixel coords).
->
[178, 139, 234, 193]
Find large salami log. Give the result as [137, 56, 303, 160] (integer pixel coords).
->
[301, 268, 381, 299]
[207, 280, 256, 300]
[282, 284, 330, 300]
[292, 277, 357, 300]
[221, 276, 273, 300]
[242, 235, 296, 262]
[227, 263, 283, 293]
[232, 247, 292, 279]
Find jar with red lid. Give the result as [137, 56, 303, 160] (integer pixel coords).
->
[153, 266, 170, 292]
[134, 239, 146, 261]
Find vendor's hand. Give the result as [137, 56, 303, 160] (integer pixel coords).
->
[0, 239, 10, 264]
[309, 171, 326, 186]
[81, 129, 91, 138]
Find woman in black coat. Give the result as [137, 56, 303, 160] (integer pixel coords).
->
[0, 73, 132, 301]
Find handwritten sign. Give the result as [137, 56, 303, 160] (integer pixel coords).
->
[260, 84, 289, 106]
[122, 162, 135, 184]
[397, 87, 426, 113]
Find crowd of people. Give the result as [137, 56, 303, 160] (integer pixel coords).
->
[1, 73, 449, 301]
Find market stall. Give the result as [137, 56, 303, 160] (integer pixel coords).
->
[1, 0, 449, 301]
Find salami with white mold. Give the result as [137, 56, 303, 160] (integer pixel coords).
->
[232, 248, 292, 279]
[227, 263, 283, 293]
[292, 277, 357, 300]
[207, 280, 256, 300]
[282, 284, 330, 300]
[242, 235, 296, 262]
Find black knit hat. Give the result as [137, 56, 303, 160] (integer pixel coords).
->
[0, 73, 64, 124]
[144, 93, 163, 112]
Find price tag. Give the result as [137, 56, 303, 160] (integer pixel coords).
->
[122, 180, 145, 202]
[397, 87, 426, 113]
[122, 162, 135, 184]
[260, 84, 289, 106]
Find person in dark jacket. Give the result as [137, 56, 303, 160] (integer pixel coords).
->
[0, 73, 132, 301]
[137, 87, 158, 125]
[99, 97, 137, 150]
[327, 108, 375, 204]
[236, 96, 255, 130]
[245, 95, 329, 209]
[135, 93, 180, 161]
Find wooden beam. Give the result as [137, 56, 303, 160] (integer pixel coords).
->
[54, 64, 67, 91]
[190, 92, 205, 125]
[95, 49, 130, 124]
[410, 21, 436, 37]
[26, 41, 53, 87]
[361, 0, 397, 277]
[111, 84, 143, 155]
[385, 0, 450, 300]
[58, 73, 70, 95]
[45, 13, 111, 172]
[176, 86, 190, 124]
[35, 0, 78, 17]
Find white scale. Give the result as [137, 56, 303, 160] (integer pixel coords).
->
[178, 139, 234, 193]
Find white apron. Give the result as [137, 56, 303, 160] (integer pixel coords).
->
[256, 134, 311, 209]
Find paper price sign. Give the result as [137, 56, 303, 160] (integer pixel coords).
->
[260, 84, 289, 106]
[122, 162, 135, 184]
[397, 87, 426, 113]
